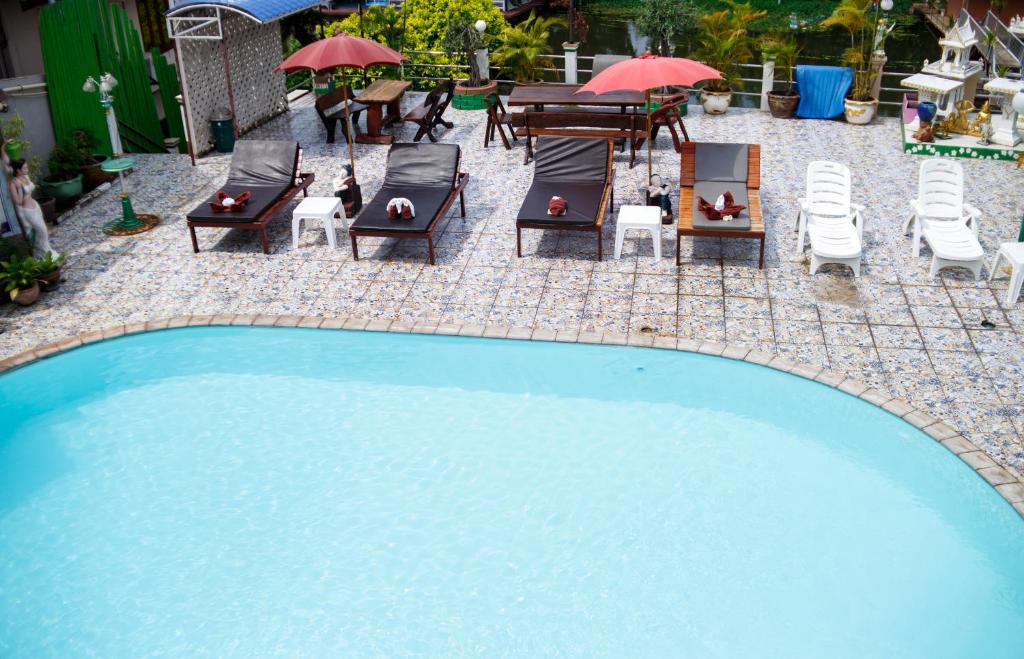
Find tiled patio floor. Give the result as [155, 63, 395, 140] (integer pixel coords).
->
[3, 94, 1023, 475]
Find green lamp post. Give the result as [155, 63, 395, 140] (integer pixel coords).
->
[83, 73, 157, 235]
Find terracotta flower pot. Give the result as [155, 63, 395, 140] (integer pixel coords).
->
[80, 154, 115, 191]
[767, 91, 800, 119]
[12, 281, 40, 306]
[38, 266, 62, 292]
[700, 90, 732, 115]
[844, 97, 878, 125]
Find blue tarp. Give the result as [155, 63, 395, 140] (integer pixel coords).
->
[794, 65, 853, 119]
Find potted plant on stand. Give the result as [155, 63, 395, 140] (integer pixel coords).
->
[1, 114, 29, 160]
[821, 0, 893, 125]
[492, 10, 567, 85]
[762, 33, 801, 119]
[39, 139, 84, 203]
[73, 129, 113, 191]
[693, 0, 766, 115]
[443, 14, 497, 110]
[0, 254, 42, 306]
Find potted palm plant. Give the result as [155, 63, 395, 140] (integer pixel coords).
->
[492, 10, 567, 84]
[443, 14, 497, 110]
[762, 33, 801, 119]
[821, 0, 890, 125]
[0, 254, 42, 306]
[1, 114, 29, 160]
[693, 1, 766, 115]
[39, 140, 84, 201]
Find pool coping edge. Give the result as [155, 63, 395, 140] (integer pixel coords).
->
[2, 314, 1022, 519]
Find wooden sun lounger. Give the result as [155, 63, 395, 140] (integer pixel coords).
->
[515, 137, 615, 261]
[186, 140, 314, 255]
[349, 143, 469, 265]
[677, 141, 765, 268]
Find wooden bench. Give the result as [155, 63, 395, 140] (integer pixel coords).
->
[315, 86, 367, 144]
[509, 110, 645, 167]
[402, 79, 455, 143]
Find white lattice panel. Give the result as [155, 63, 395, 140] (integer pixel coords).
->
[177, 11, 287, 155]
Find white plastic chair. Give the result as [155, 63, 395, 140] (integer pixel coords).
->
[903, 159, 985, 280]
[795, 161, 865, 252]
[796, 161, 864, 277]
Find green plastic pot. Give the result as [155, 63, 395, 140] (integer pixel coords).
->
[40, 174, 84, 200]
[4, 142, 24, 161]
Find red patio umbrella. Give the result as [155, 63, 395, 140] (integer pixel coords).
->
[276, 34, 406, 176]
[577, 54, 722, 180]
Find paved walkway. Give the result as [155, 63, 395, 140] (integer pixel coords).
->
[3, 96, 1023, 475]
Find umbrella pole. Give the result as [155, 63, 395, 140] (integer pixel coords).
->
[342, 69, 357, 179]
[646, 89, 653, 183]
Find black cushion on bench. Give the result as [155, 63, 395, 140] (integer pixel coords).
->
[517, 181, 606, 225]
[691, 182, 751, 231]
[186, 140, 299, 223]
[353, 185, 452, 233]
[186, 183, 292, 223]
[517, 137, 610, 226]
[351, 142, 461, 234]
[227, 140, 298, 186]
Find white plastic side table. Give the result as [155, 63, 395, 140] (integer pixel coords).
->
[989, 242, 1024, 307]
[614, 205, 662, 260]
[292, 197, 345, 249]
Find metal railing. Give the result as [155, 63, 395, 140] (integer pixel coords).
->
[284, 47, 1016, 116]
[984, 10, 1024, 69]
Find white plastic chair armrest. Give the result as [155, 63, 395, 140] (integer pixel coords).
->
[909, 199, 926, 217]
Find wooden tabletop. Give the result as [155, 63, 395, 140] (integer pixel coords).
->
[357, 79, 412, 104]
[508, 83, 646, 107]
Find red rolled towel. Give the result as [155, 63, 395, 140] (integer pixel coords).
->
[209, 190, 251, 213]
[697, 191, 746, 220]
[548, 196, 567, 216]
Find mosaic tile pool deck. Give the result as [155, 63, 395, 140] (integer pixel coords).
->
[2, 94, 1023, 478]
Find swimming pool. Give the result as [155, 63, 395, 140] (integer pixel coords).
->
[1, 326, 1022, 656]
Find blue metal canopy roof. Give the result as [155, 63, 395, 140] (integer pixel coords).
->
[165, 0, 320, 23]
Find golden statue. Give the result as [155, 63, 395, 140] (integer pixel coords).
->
[935, 99, 992, 138]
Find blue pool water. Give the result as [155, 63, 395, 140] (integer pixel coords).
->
[1, 327, 1022, 656]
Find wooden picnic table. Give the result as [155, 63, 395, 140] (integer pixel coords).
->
[355, 79, 412, 145]
[507, 83, 646, 111]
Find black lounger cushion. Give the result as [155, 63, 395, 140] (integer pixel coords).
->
[227, 140, 299, 186]
[693, 143, 748, 183]
[352, 143, 461, 233]
[187, 140, 299, 222]
[186, 183, 292, 223]
[517, 137, 610, 226]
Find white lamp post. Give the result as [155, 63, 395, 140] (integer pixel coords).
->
[83, 73, 123, 156]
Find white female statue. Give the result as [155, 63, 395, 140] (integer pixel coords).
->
[5, 150, 57, 259]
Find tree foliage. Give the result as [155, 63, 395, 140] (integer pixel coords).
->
[694, 0, 766, 92]
[492, 10, 567, 83]
[636, 0, 699, 57]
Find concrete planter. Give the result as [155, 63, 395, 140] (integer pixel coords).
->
[453, 80, 498, 111]
[700, 90, 732, 115]
[844, 98, 879, 125]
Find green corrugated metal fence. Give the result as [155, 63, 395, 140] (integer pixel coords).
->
[39, 0, 168, 155]
[151, 48, 187, 154]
